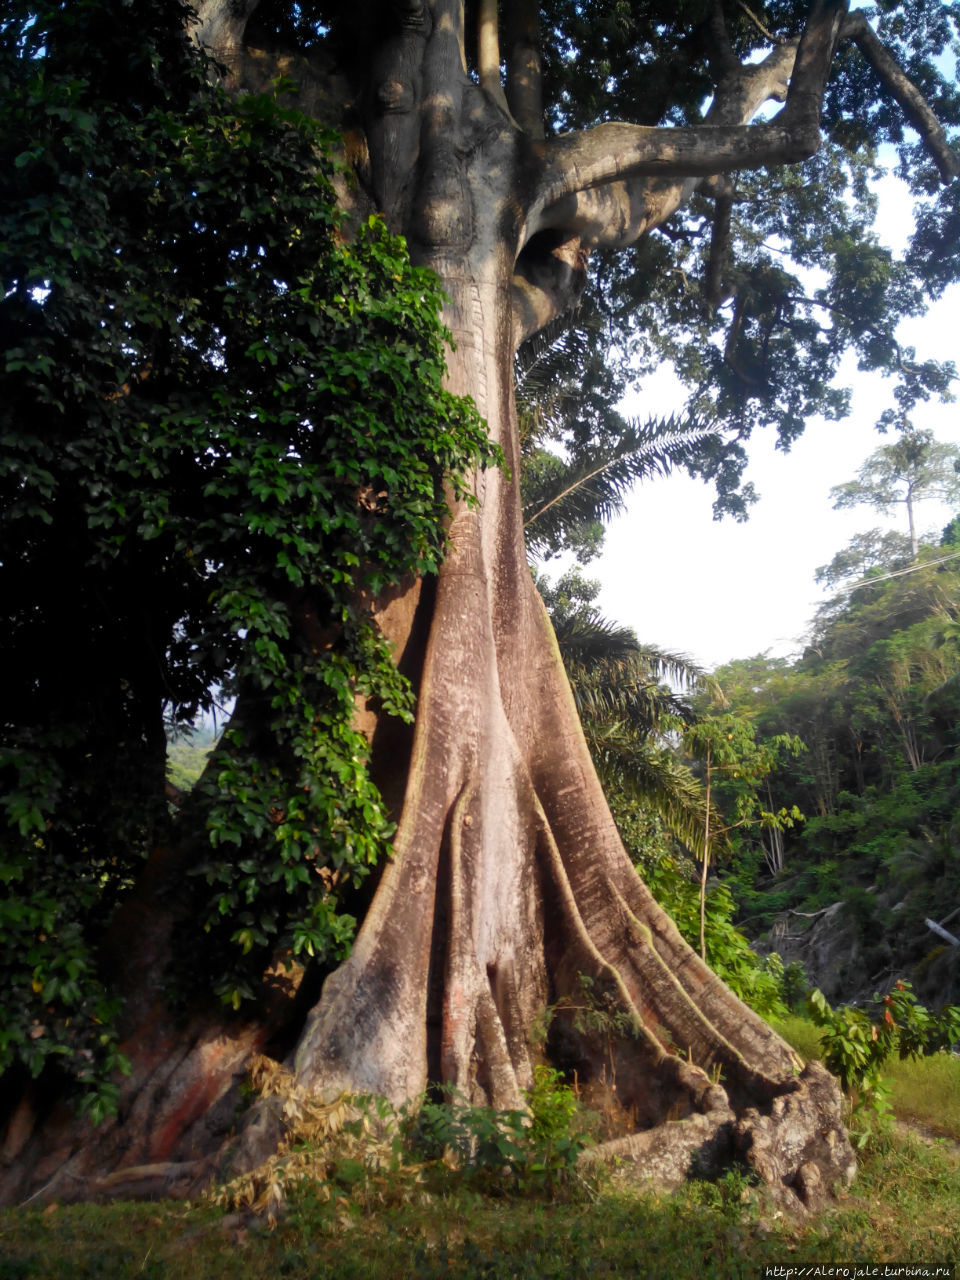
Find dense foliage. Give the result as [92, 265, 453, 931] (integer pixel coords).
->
[1, 0, 493, 1111]
[709, 514, 960, 1005]
[519, 1, 960, 522]
[808, 981, 960, 1145]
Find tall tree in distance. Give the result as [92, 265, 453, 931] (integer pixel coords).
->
[3, 0, 960, 1210]
[830, 430, 960, 557]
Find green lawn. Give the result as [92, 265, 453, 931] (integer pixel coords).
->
[1, 1128, 957, 1278]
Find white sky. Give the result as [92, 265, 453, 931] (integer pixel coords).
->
[546, 174, 960, 672]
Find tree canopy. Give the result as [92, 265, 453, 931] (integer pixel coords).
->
[507, 0, 960, 521]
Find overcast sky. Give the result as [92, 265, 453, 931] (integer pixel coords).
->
[540, 173, 960, 673]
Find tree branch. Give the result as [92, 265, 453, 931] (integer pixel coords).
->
[505, 0, 544, 139]
[511, 233, 589, 344]
[779, 291, 955, 380]
[706, 1, 740, 83]
[723, 291, 760, 386]
[528, 38, 798, 249]
[737, 1, 785, 46]
[926, 917, 960, 947]
[509, 25, 800, 338]
[840, 11, 960, 182]
[706, 177, 735, 308]
[477, 0, 509, 114]
[532, 2, 846, 220]
[193, 0, 260, 57]
[538, 117, 803, 205]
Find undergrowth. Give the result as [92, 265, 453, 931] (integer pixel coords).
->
[213, 1057, 592, 1225]
[1, 1129, 957, 1279]
[3, 1034, 959, 1277]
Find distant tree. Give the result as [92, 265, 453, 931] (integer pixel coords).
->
[815, 528, 914, 588]
[684, 710, 804, 958]
[830, 430, 960, 557]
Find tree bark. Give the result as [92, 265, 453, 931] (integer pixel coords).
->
[24, 0, 960, 1212]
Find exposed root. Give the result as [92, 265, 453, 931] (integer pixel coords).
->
[581, 1098, 734, 1189]
[580, 1059, 855, 1213]
[733, 1061, 856, 1212]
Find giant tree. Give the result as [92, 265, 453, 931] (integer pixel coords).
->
[3, 0, 959, 1211]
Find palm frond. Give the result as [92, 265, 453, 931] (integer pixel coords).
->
[522, 416, 720, 558]
[572, 669, 697, 731]
[551, 609, 643, 669]
[514, 298, 621, 445]
[551, 606, 715, 715]
[583, 728, 714, 859]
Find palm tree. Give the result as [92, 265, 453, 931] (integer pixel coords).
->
[537, 569, 721, 859]
[521, 417, 721, 563]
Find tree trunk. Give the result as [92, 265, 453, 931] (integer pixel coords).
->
[0, 0, 859, 1213]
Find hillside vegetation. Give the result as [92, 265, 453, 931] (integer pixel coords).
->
[710, 519, 960, 1008]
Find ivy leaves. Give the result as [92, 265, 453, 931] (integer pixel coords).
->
[1, 0, 495, 1101]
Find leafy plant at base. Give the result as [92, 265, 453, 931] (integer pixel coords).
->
[216, 1060, 589, 1222]
[407, 1068, 588, 1195]
[538, 971, 639, 1095]
[807, 982, 960, 1148]
[1, 0, 495, 1107]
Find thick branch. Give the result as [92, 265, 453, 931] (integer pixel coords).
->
[841, 11, 960, 182]
[533, 2, 847, 218]
[705, 0, 740, 83]
[510, 30, 801, 338]
[533, 176, 698, 254]
[504, 0, 544, 139]
[926, 918, 960, 947]
[540, 118, 807, 204]
[785, 0, 847, 137]
[723, 291, 758, 386]
[511, 233, 589, 344]
[477, 0, 509, 114]
[193, 0, 260, 57]
[529, 39, 798, 250]
[706, 178, 735, 308]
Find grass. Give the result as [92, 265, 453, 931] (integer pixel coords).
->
[769, 1013, 824, 1065]
[1, 1131, 958, 1278]
[887, 1052, 960, 1139]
